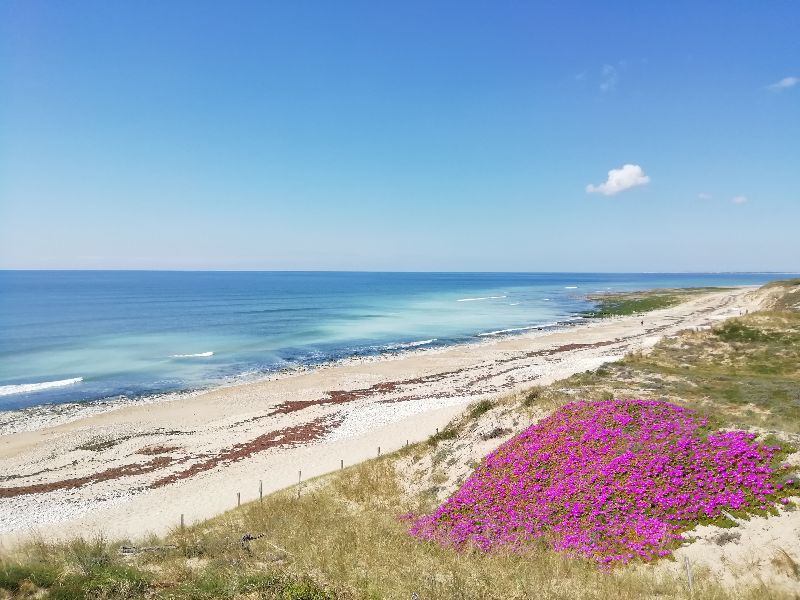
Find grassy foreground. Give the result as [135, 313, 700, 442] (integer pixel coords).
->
[2, 281, 799, 599]
[1, 464, 773, 600]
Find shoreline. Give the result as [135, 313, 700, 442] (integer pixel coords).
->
[2, 281, 764, 435]
[0, 315, 590, 436]
[0, 285, 762, 548]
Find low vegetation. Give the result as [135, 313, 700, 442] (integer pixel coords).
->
[553, 311, 800, 433]
[583, 287, 729, 318]
[1, 462, 772, 600]
[2, 280, 799, 599]
[409, 399, 796, 564]
[468, 399, 493, 419]
[761, 278, 800, 312]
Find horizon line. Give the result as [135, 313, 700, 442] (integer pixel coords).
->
[1, 269, 799, 275]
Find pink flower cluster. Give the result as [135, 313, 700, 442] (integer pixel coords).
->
[407, 399, 796, 564]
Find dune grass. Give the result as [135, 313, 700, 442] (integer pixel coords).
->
[761, 279, 800, 312]
[549, 311, 800, 433]
[2, 460, 778, 600]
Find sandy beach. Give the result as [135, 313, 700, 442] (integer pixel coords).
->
[0, 286, 761, 548]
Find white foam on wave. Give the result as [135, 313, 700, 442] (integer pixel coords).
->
[478, 320, 565, 337]
[508, 302, 520, 306]
[564, 286, 578, 289]
[478, 326, 538, 337]
[385, 339, 437, 350]
[170, 351, 214, 358]
[0, 377, 83, 397]
[456, 295, 507, 302]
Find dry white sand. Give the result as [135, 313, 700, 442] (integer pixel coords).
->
[0, 286, 760, 549]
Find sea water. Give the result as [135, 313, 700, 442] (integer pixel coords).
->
[0, 271, 793, 413]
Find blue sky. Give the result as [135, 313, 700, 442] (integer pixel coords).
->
[1, 1, 798, 271]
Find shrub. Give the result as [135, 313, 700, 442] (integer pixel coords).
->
[713, 321, 775, 343]
[0, 562, 59, 593]
[522, 388, 541, 407]
[469, 400, 493, 419]
[427, 427, 458, 446]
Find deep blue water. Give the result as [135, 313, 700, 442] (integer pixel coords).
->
[0, 271, 794, 411]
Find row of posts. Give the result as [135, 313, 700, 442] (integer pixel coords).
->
[175, 441, 697, 597]
[179, 434, 431, 529]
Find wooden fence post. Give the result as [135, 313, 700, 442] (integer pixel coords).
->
[684, 556, 693, 596]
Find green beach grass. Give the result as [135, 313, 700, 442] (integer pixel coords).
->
[583, 287, 732, 318]
[555, 310, 800, 433]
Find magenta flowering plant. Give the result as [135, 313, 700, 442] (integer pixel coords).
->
[407, 399, 797, 565]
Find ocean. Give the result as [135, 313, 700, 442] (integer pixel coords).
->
[0, 271, 793, 413]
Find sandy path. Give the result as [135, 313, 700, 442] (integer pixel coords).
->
[0, 287, 760, 548]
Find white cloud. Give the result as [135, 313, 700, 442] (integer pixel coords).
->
[732, 195, 748, 204]
[697, 192, 712, 200]
[767, 76, 799, 91]
[586, 164, 650, 196]
[600, 64, 618, 92]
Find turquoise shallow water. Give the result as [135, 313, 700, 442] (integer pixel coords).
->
[0, 271, 794, 411]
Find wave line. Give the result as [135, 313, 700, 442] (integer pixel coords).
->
[0, 377, 84, 397]
[456, 295, 507, 302]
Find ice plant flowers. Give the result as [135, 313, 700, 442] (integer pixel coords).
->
[407, 399, 797, 565]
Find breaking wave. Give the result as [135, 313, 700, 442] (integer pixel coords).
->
[0, 377, 84, 397]
[456, 295, 507, 302]
[478, 326, 539, 337]
[171, 351, 214, 358]
[385, 339, 438, 350]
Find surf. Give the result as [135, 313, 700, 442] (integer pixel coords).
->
[0, 377, 84, 397]
[384, 339, 438, 350]
[456, 295, 507, 302]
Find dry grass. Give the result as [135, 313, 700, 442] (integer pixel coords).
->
[157, 458, 793, 600]
[544, 310, 800, 433]
[2, 459, 792, 599]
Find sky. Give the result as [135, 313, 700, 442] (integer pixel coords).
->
[1, 1, 798, 272]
